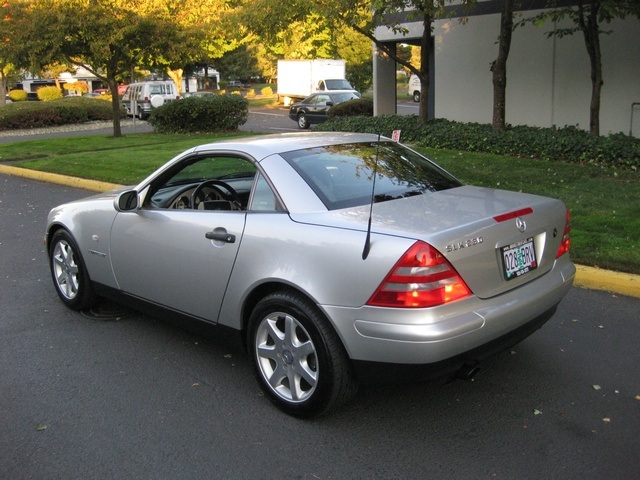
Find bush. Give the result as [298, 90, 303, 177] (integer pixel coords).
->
[0, 96, 124, 130]
[37, 86, 64, 101]
[328, 98, 373, 118]
[8, 89, 27, 102]
[261, 86, 273, 96]
[316, 116, 639, 169]
[148, 95, 248, 133]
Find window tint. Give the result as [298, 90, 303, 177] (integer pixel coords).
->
[281, 142, 462, 210]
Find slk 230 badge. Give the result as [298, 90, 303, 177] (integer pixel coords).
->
[446, 237, 484, 253]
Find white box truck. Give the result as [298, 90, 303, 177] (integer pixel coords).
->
[277, 59, 354, 105]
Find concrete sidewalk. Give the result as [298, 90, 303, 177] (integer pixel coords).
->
[2, 163, 639, 299]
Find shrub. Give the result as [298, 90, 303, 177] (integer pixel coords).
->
[261, 86, 273, 96]
[8, 89, 27, 102]
[37, 86, 64, 101]
[316, 116, 639, 169]
[328, 98, 373, 118]
[148, 95, 248, 133]
[0, 96, 124, 130]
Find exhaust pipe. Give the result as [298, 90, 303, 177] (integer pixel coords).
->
[457, 362, 480, 381]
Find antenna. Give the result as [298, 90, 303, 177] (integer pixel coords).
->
[362, 134, 381, 260]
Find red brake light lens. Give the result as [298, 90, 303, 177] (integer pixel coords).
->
[555, 207, 571, 258]
[367, 241, 472, 308]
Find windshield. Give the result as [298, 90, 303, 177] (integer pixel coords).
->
[281, 142, 462, 210]
[325, 79, 354, 90]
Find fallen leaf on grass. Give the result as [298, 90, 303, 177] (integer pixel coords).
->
[602, 418, 611, 423]
[36, 423, 48, 431]
[533, 409, 542, 415]
[592, 385, 601, 390]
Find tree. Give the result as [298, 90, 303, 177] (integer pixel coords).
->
[528, 0, 640, 136]
[8, 0, 182, 137]
[490, 0, 514, 131]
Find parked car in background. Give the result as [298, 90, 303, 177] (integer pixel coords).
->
[181, 91, 215, 98]
[45, 132, 575, 418]
[121, 81, 179, 119]
[288, 90, 361, 129]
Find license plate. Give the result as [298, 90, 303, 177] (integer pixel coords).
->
[501, 237, 537, 280]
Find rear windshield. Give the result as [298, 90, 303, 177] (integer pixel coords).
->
[281, 142, 462, 210]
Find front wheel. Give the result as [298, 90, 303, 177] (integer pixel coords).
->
[413, 91, 420, 103]
[297, 112, 310, 129]
[248, 291, 357, 418]
[49, 230, 98, 310]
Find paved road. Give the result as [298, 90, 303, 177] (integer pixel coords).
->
[0, 101, 421, 143]
[1, 174, 639, 479]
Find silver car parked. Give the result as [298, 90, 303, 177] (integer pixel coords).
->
[46, 132, 575, 417]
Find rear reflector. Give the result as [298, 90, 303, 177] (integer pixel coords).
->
[367, 241, 472, 308]
[556, 207, 571, 258]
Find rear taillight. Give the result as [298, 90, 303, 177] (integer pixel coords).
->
[367, 241, 472, 308]
[555, 207, 571, 258]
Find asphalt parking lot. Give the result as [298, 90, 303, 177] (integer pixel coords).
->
[1, 166, 639, 479]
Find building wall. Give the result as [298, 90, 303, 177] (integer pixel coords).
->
[433, 12, 640, 136]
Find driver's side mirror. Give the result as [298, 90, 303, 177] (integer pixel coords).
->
[115, 190, 139, 212]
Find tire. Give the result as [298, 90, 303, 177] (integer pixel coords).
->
[413, 91, 420, 103]
[248, 291, 357, 418]
[297, 112, 310, 129]
[49, 230, 98, 311]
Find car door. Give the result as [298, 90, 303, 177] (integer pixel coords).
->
[109, 154, 254, 323]
[308, 94, 332, 122]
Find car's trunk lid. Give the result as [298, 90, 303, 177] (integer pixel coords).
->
[290, 185, 569, 300]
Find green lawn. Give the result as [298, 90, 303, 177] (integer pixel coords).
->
[3, 133, 638, 274]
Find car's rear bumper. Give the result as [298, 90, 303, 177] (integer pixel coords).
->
[321, 256, 575, 366]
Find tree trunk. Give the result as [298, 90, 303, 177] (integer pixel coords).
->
[418, 11, 433, 123]
[107, 76, 122, 137]
[167, 68, 183, 95]
[491, 0, 513, 131]
[579, 0, 602, 136]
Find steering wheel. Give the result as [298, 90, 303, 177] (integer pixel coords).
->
[191, 179, 242, 210]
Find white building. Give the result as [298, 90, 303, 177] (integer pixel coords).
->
[373, 1, 640, 136]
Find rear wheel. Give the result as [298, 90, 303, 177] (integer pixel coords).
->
[248, 291, 357, 418]
[413, 91, 420, 103]
[49, 230, 98, 311]
[297, 112, 310, 129]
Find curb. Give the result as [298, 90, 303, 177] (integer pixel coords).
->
[0, 164, 120, 192]
[2, 165, 639, 300]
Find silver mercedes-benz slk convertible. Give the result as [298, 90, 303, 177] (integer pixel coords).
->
[45, 132, 575, 417]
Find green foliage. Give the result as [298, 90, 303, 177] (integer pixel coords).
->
[317, 116, 640, 169]
[261, 86, 273, 96]
[328, 98, 373, 118]
[148, 95, 248, 133]
[37, 86, 63, 101]
[8, 90, 27, 102]
[0, 97, 123, 130]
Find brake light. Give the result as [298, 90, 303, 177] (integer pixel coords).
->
[367, 241, 472, 308]
[555, 207, 571, 258]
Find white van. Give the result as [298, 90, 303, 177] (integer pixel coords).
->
[408, 74, 421, 102]
[121, 81, 179, 119]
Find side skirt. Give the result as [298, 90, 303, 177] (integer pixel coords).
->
[92, 282, 245, 352]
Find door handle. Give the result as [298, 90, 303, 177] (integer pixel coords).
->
[205, 230, 236, 243]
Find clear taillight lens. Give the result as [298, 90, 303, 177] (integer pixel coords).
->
[367, 241, 472, 308]
[556, 207, 571, 258]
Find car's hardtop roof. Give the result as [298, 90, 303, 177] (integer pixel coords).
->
[191, 132, 389, 159]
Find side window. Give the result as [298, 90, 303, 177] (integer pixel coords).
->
[148, 156, 258, 211]
[250, 172, 281, 212]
